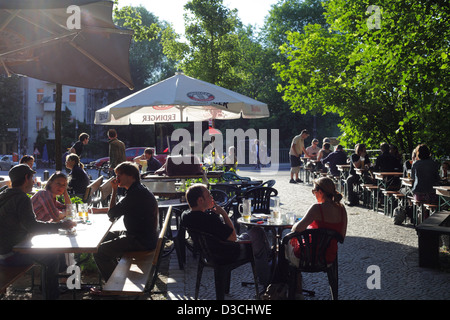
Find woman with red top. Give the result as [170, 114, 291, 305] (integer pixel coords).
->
[31, 172, 72, 222]
[289, 177, 347, 299]
[291, 177, 347, 257]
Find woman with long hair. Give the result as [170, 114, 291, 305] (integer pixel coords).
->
[65, 153, 90, 196]
[269, 177, 348, 300]
[31, 171, 71, 222]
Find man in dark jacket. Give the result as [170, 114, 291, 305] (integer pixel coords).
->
[321, 145, 348, 176]
[181, 184, 271, 288]
[0, 164, 75, 299]
[92, 162, 158, 288]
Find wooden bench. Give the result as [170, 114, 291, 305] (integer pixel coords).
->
[382, 190, 401, 217]
[0, 264, 35, 295]
[416, 211, 450, 268]
[362, 184, 378, 210]
[102, 206, 173, 296]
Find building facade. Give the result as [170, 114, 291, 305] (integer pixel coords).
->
[20, 77, 86, 156]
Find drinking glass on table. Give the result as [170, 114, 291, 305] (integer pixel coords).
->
[78, 203, 88, 222]
[272, 196, 281, 223]
[286, 212, 296, 225]
[239, 198, 252, 222]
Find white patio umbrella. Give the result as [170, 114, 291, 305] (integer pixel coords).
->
[94, 72, 270, 125]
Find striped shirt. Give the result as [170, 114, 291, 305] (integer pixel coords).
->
[31, 190, 66, 222]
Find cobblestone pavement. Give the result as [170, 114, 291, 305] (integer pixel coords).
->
[166, 166, 450, 300]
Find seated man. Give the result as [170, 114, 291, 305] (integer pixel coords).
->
[306, 139, 321, 160]
[0, 164, 75, 300]
[92, 162, 158, 291]
[133, 147, 162, 173]
[181, 184, 271, 288]
[373, 143, 402, 190]
[321, 145, 348, 176]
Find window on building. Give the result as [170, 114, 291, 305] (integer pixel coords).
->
[69, 88, 76, 103]
[36, 117, 43, 131]
[36, 88, 44, 102]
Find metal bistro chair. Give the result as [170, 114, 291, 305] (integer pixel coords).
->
[186, 227, 259, 300]
[210, 189, 231, 210]
[211, 184, 241, 227]
[174, 190, 232, 270]
[243, 186, 278, 214]
[281, 229, 344, 300]
[222, 171, 251, 182]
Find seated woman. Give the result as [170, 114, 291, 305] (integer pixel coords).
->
[271, 177, 347, 299]
[411, 144, 440, 203]
[65, 153, 90, 196]
[31, 172, 71, 222]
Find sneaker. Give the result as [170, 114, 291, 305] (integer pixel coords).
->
[289, 179, 297, 184]
[295, 178, 303, 183]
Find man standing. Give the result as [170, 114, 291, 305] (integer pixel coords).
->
[289, 129, 310, 183]
[92, 162, 158, 289]
[107, 129, 126, 173]
[70, 132, 89, 159]
[181, 184, 271, 289]
[0, 165, 75, 299]
[133, 148, 162, 173]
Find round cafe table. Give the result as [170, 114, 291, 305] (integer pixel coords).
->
[237, 216, 293, 262]
[238, 216, 295, 278]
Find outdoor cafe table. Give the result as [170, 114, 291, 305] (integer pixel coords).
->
[400, 177, 414, 198]
[237, 216, 293, 275]
[13, 214, 114, 255]
[337, 164, 350, 180]
[337, 164, 350, 195]
[237, 217, 292, 255]
[433, 186, 450, 212]
[373, 172, 403, 190]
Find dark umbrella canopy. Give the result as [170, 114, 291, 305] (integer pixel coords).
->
[0, 0, 134, 90]
[0, 0, 134, 169]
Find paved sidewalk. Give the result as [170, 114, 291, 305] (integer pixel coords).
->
[165, 166, 450, 300]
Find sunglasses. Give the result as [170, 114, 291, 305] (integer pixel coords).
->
[312, 186, 323, 194]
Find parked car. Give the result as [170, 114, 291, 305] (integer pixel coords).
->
[92, 147, 168, 169]
[0, 155, 19, 171]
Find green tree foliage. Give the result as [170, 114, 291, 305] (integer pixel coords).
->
[275, 0, 450, 157]
[162, 0, 241, 88]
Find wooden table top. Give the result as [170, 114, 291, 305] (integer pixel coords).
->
[374, 172, 403, 179]
[13, 214, 114, 255]
[434, 186, 450, 196]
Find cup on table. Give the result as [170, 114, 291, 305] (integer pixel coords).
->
[239, 198, 252, 222]
[66, 204, 77, 220]
[287, 212, 296, 225]
[272, 196, 281, 223]
[78, 203, 88, 222]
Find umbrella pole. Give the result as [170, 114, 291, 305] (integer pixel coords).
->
[55, 83, 62, 171]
